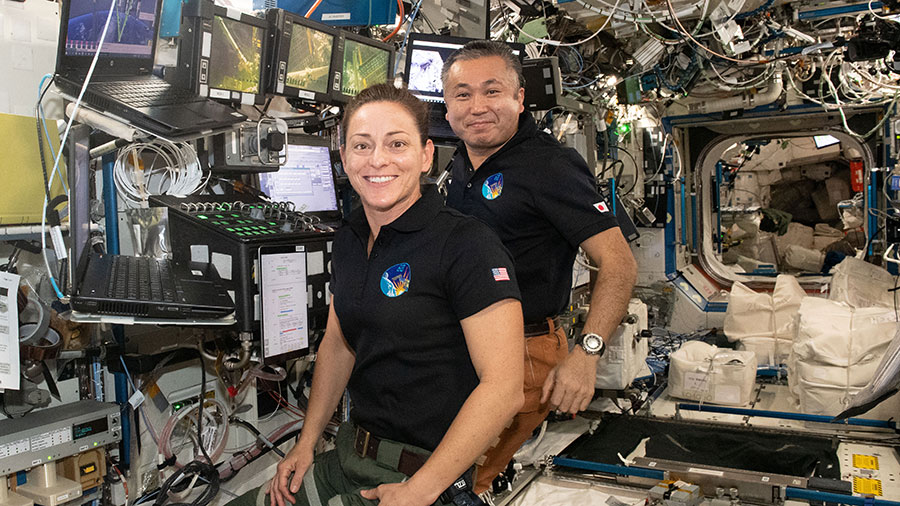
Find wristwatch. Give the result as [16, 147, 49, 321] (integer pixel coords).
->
[575, 333, 606, 357]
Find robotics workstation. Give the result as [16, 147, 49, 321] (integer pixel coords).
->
[2, 0, 900, 504]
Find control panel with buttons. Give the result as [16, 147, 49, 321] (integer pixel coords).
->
[148, 194, 334, 335]
[0, 401, 122, 476]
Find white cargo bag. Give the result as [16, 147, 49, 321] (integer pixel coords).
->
[596, 299, 649, 390]
[668, 341, 758, 406]
[788, 297, 897, 415]
[828, 257, 896, 309]
[724, 275, 805, 365]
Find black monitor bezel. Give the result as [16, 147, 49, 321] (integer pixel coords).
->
[265, 8, 339, 103]
[181, 0, 270, 105]
[56, 0, 162, 76]
[331, 30, 395, 104]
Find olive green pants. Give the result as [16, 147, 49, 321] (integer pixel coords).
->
[228, 423, 454, 506]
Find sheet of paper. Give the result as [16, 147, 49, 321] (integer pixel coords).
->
[0, 272, 21, 390]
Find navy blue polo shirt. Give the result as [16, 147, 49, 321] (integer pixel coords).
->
[446, 112, 619, 324]
[331, 188, 521, 451]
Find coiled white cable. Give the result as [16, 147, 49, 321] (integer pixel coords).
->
[113, 139, 207, 208]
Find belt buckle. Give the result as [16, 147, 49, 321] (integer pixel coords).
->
[355, 426, 371, 458]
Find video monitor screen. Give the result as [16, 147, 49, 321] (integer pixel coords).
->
[258, 140, 338, 213]
[407, 40, 464, 103]
[286, 22, 334, 95]
[209, 14, 264, 94]
[65, 0, 158, 58]
[341, 38, 390, 97]
[405, 34, 525, 104]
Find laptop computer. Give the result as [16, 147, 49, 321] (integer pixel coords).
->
[69, 242, 235, 319]
[256, 134, 342, 228]
[65, 127, 234, 319]
[54, 0, 246, 137]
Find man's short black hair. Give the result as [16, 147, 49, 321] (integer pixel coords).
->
[441, 40, 526, 89]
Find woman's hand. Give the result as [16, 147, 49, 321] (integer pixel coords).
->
[267, 445, 314, 506]
[359, 481, 438, 506]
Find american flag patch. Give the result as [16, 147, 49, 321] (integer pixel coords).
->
[492, 267, 510, 281]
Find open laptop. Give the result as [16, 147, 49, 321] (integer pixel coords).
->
[66, 130, 234, 319]
[69, 241, 235, 319]
[54, 0, 246, 137]
[257, 134, 342, 228]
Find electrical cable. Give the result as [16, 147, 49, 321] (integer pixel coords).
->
[40, 0, 117, 301]
[153, 460, 219, 506]
[111, 464, 129, 506]
[509, 0, 622, 47]
[304, 0, 323, 18]
[393, 0, 424, 75]
[113, 140, 206, 207]
[229, 417, 285, 458]
[382, 0, 405, 41]
[197, 355, 213, 465]
[663, 0, 770, 65]
[37, 74, 61, 169]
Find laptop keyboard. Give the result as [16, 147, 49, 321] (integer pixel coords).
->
[93, 80, 203, 108]
[108, 256, 179, 302]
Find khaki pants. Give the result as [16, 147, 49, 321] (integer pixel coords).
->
[228, 422, 454, 506]
[474, 320, 568, 494]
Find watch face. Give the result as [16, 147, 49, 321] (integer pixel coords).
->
[582, 334, 603, 353]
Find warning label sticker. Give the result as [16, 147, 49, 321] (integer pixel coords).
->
[853, 454, 880, 470]
[853, 477, 883, 496]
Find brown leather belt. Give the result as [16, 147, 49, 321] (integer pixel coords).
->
[353, 425, 428, 476]
[524, 316, 561, 338]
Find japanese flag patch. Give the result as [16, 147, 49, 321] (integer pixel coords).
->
[593, 201, 610, 213]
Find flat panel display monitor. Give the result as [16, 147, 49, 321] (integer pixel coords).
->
[57, 0, 160, 77]
[265, 8, 338, 103]
[332, 31, 394, 103]
[404, 34, 526, 104]
[814, 134, 840, 149]
[208, 11, 267, 101]
[258, 244, 310, 365]
[257, 135, 339, 218]
[62, 0, 158, 59]
[178, 0, 269, 105]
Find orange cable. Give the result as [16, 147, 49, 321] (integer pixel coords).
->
[304, 0, 323, 18]
[382, 0, 405, 42]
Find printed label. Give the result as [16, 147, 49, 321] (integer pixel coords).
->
[853, 477, 882, 496]
[853, 454, 879, 470]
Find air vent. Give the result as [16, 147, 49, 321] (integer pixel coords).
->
[98, 302, 149, 316]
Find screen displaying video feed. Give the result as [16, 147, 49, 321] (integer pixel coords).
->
[286, 23, 334, 94]
[406, 40, 463, 103]
[341, 38, 390, 97]
[65, 0, 158, 58]
[209, 14, 264, 94]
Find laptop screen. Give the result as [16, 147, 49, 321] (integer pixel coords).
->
[257, 136, 338, 213]
[63, 0, 158, 58]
